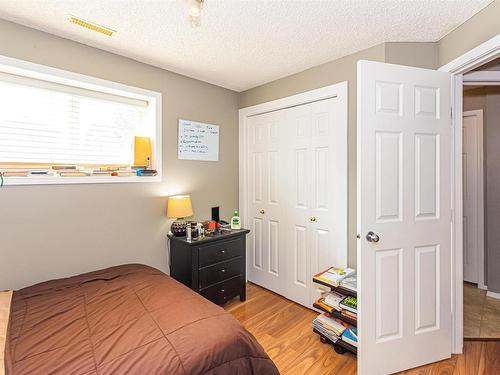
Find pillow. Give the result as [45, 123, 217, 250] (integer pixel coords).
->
[0, 291, 12, 375]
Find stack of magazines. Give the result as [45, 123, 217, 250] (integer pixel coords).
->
[312, 313, 349, 343]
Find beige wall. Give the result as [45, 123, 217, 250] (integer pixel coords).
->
[0, 19, 240, 290]
[438, 0, 500, 67]
[385, 42, 438, 70]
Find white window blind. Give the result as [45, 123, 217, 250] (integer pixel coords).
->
[0, 73, 148, 165]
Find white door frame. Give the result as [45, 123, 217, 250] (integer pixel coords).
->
[463, 109, 485, 290]
[439, 33, 500, 354]
[238, 82, 348, 282]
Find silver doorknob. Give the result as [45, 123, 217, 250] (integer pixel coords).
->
[366, 231, 380, 243]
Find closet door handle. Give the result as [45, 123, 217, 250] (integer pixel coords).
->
[260, 209, 265, 214]
[310, 216, 317, 222]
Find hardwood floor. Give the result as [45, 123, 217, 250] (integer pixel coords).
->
[225, 282, 500, 375]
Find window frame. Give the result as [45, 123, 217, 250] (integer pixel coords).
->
[0, 54, 162, 186]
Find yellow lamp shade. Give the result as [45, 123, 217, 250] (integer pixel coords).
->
[167, 195, 193, 218]
[134, 136, 152, 167]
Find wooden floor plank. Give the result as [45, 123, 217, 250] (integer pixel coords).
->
[226, 282, 500, 375]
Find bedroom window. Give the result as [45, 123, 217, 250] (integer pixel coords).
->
[0, 55, 161, 185]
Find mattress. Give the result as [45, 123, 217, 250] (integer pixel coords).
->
[4, 264, 279, 374]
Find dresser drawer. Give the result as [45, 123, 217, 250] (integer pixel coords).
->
[199, 258, 241, 289]
[198, 238, 241, 267]
[200, 276, 241, 305]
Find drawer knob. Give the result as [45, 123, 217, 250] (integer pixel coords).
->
[220, 250, 226, 254]
[220, 289, 225, 293]
[221, 269, 226, 273]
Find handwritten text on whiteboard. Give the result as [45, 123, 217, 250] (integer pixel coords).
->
[178, 119, 219, 161]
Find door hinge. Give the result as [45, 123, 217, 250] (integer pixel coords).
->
[450, 208, 453, 223]
[451, 107, 453, 122]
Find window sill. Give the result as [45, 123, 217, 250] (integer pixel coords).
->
[1, 174, 161, 186]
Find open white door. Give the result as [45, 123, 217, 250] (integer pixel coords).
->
[357, 60, 452, 374]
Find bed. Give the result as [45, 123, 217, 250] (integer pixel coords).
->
[3, 264, 279, 374]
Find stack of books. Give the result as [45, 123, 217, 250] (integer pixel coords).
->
[319, 290, 358, 323]
[313, 267, 356, 288]
[313, 313, 358, 347]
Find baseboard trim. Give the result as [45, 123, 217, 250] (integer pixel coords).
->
[486, 291, 500, 300]
[478, 283, 488, 291]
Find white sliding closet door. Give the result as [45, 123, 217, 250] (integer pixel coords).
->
[244, 82, 347, 308]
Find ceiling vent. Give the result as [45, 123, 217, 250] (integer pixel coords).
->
[68, 16, 115, 36]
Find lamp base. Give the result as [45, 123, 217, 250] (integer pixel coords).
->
[171, 218, 188, 237]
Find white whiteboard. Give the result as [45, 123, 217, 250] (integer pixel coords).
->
[178, 119, 219, 161]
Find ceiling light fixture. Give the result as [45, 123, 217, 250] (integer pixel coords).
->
[187, 0, 204, 27]
[68, 16, 116, 36]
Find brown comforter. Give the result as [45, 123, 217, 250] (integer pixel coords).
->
[5, 264, 279, 375]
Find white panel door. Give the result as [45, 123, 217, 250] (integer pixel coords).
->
[247, 111, 287, 296]
[463, 110, 484, 284]
[285, 96, 348, 307]
[357, 60, 452, 375]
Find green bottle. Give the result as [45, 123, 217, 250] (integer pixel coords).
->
[231, 210, 241, 230]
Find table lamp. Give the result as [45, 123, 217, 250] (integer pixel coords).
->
[167, 195, 193, 236]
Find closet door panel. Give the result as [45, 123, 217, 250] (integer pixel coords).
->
[285, 104, 313, 306]
[247, 111, 286, 296]
[309, 98, 342, 305]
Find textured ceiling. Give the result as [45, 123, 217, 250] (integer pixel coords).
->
[0, 0, 493, 91]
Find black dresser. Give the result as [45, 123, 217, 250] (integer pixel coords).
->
[168, 229, 250, 305]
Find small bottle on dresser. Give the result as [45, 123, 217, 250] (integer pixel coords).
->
[186, 223, 192, 241]
[231, 210, 241, 230]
